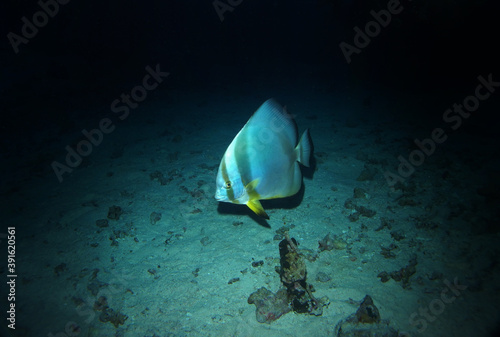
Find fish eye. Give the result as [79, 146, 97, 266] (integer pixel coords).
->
[225, 181, 232, 189]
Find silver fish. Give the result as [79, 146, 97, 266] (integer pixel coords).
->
[215, 99, 312, 219]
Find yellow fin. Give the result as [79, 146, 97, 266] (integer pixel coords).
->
[246, 200, 269, 220]
[245, 178, 261, 200]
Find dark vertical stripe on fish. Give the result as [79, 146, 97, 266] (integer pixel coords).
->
[238, 129, 252, 187]
[221, 158, 234, 201]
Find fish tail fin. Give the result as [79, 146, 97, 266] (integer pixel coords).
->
[296, 129, 312, 167]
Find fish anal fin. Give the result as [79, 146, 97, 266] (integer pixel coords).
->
[246, 200, 269, 220]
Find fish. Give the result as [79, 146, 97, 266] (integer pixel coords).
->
[215, 98, 312, 219]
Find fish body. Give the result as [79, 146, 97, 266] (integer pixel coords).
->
[215, 99, 312, 219]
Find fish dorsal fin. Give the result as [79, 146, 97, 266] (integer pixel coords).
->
[245, 99, 298, 147]
[246, 199, 269, 220]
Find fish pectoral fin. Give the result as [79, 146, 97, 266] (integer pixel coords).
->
[246, 200, 269, 220]
[245, 179, 269, 219]
[245, 178, 260, 197]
